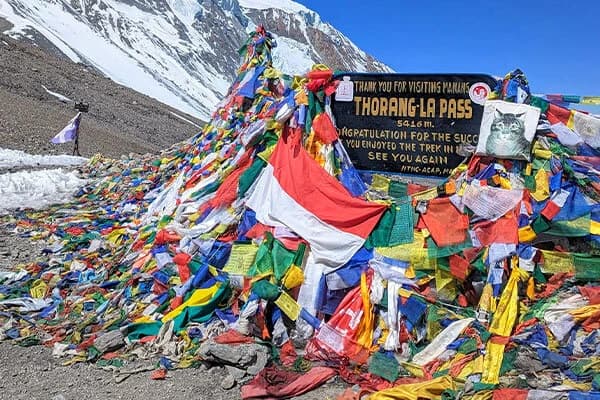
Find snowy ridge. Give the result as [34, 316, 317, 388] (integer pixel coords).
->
[0, 0, 227, 119]
[0, 0, 392, 120]
[238, 0, 311, 14]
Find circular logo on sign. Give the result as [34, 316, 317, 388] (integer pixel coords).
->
[469, 82, 491, 105]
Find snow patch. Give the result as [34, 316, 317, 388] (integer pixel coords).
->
[238, 0, 312, 14]
[0, 168, 86, 213]
[271, 36, 314, 76]
[0, 148, 87, 169]
[167, 0, 202, 26]
[42, 85, 72, 103]
[170, 111, 202, 129]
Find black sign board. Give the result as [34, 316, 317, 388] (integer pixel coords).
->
[331, 73, 498, 177]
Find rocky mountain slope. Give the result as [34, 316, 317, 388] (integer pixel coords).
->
[0, 0, 392, 120]
[0, 25, 202, 158]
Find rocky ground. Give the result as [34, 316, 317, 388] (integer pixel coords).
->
[0, 341, 346, 400]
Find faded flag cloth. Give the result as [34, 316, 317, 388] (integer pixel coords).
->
[51, 112, 81, 144]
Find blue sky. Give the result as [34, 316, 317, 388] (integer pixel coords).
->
[297, 0, 600, 99]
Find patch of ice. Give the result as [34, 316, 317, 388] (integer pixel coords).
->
[0, 168, 86, 213]
[0, 148, 87, 169]
[42, 85, 73, 103]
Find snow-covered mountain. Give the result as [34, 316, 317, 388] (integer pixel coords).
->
[0, 0, 392, 120]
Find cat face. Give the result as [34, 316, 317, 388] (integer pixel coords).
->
[490, 110, 526, 140]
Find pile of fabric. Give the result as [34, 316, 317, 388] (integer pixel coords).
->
[1, 27, 600, 399]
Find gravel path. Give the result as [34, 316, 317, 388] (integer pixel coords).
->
[0, 342, 346, 400]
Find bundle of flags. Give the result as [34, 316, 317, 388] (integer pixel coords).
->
[2, 26, 600, 400]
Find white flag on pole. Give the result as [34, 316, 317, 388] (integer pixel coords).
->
[51, 112, 82, 144]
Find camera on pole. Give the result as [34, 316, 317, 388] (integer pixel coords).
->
[74, 101, 89, 113]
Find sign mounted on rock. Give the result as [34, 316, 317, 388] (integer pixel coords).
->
[331, 73, 498, 177]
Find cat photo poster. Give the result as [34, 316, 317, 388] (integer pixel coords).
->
[476, 100, 541, 161]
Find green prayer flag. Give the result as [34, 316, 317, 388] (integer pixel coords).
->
[427, 235, 472, 258]
[573, 254, 600, 281]
[238, 158, 266, 197]
[389, 180, 408, 199]
[366, 200, 414, 249]
[458, 338, 477, 354]
[251, 279, 280, 301]
[248, 233, 304, 282]
[531, 215, 551, 234]
[389, 199, 415, 246]
[499, 348, 517, 376]
[546, 214, 591, 237]
[368, 351, 400, 382]
[523, 174, 537, 191]
[530, 96, 550, 113]
[365, 206, 395, 249]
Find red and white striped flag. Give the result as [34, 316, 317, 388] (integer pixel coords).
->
[246, 127, 386, 268]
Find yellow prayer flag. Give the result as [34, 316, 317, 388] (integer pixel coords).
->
[590, 220, 600, 235]
[370, 174, 390, 193]
[30, 279, 47, 299]
[435, 265, 457, 301]
[282, 265, 304, 289]
[482, 268, 528, 384]
[369, 376, 455, 400]
[481, 341, 506, 384]
[274, 291, 301, 321]
[376, 231, 436, 271]
[530, 169, 550, 201]
[412, 187, 439, 201]
[518, 226, 537, 242]
[223, 242, 259, 276]
[162, 284, 221, 323]
[581, 96, 600, 105]
[457, 355, 484, 379]
[540, 250, 575, 274]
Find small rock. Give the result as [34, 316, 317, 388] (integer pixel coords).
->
[246, 350, 269, 376]
[93, 329, 125, 353]
[51, 395, 66, 400]
[225, 365, 246, 381]
[198, 340, 271, 369]
[220, 374, 236, 390]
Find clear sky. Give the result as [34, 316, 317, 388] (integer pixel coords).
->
[297, 0, 600, 98]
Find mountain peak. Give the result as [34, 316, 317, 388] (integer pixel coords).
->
[238, 0, 312, 14]
[0, 0, 391, 120]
